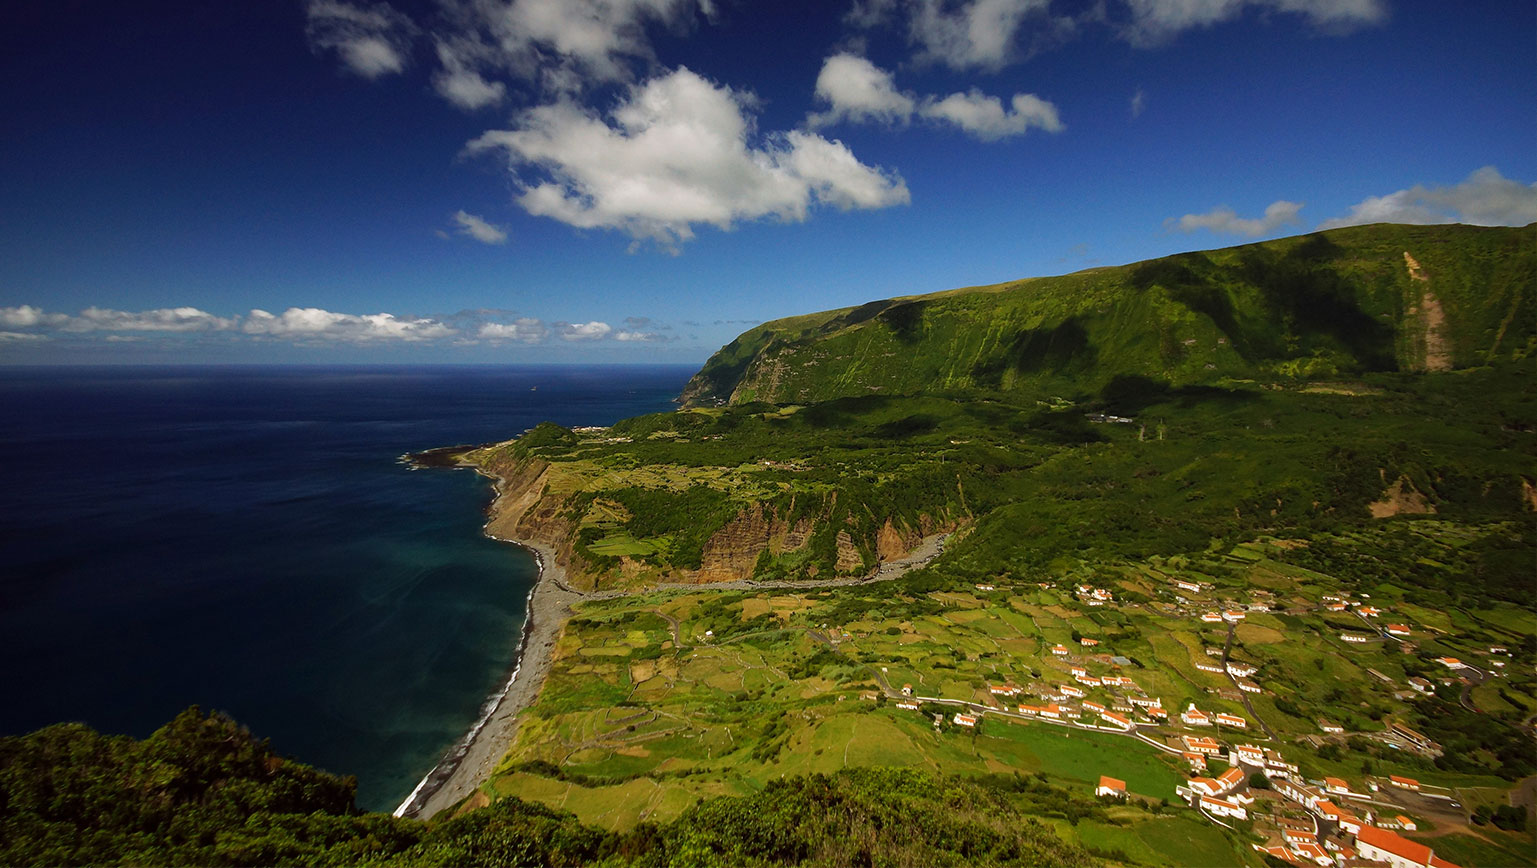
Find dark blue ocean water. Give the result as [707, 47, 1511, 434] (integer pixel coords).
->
[0, 365, 692, 810]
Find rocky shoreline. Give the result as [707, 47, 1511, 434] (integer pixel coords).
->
[395, 447, 954, 820]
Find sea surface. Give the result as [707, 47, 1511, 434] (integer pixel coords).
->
[0, 364, 692, 810]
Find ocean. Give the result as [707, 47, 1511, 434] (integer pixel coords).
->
[0, 364, 693, 810]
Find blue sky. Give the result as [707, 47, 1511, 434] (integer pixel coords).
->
[1, 0, 1533, 364]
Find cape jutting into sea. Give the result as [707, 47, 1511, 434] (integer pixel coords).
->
[0, 364, 692, 810]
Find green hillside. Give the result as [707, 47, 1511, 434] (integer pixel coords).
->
[681, 224, 1536, 406]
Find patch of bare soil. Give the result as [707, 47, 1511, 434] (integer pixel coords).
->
[1405, 252, 1452, 371]
[1368, 473, 1436, 518]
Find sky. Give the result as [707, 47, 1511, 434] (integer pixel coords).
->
[1, 0, 1533, 365]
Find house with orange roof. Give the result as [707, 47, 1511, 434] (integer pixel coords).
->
[1215, 766, 1245, 792]
[1388, 775, 1420, 791]
[1215, 712, 1247, 728]
[1181, 704, 1212, 726]
[953, 713, 977, 727]
[1201, 612, 1223, 623]
[1182, 751, 1208, 771]
[1051, 644, 1069, 656]
[1181, 735, 1221, 755]
[1059, 684, 1085, 698]
[1291, 840, 1331, 866]
[1101, 710, 1132, 730]
[1199, 794, 1246, 820]
[1355, 825, 1462, 868]
[1435, 657, 1464, 669]
[1095, 775, 1125, 798]
[1080, 637, 1099, 647]
[1386, 624, 1411, 637]
[1324, 776, 1352, 795]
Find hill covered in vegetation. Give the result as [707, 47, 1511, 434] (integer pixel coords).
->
[680, 223, 1535, 406]
[0, 710, 1101, 867]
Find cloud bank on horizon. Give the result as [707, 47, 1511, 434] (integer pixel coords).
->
[0, 304, 678, 348]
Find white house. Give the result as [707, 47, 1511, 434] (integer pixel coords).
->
[1095, 775, 1126, 798]
[953, 713, 977, 727]
[1215, 713, 1247, 728]
[1200, 795, 1247, 820]
[1355, 826, 1461, 868]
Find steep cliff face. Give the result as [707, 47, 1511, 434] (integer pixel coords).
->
[471, 447, 958, 589]
[689, 503, 813, 583]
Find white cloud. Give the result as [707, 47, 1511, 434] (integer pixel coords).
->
[452, 210, 509, 244]
[1130, 86, 1146, 118]
[242, 308, 456, 341]
[808, 54, 916, 128]
[467, 67, 908, 247]
[441, 0, 713, 97]
[919, 90, 1062, 140]
[807, 54, 1062, 142]
[614, 330, 667, 341]
[908, 0, 1056, 70]
[0, 305, 69, 328]
[433, 40, 507, 109]
[1121, 0, 1387, 45]
[558, 321, 613, 340]
[68, 306, 239, 332]
[478, 318, 549, 341]
[306, 0, 415, 78]
[0, 331, 49, 342]
[1318, 167, 1537, 230]
[1170, 200, 1304, 236]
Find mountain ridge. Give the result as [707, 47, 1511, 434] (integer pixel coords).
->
[681, 223, 1536, 407]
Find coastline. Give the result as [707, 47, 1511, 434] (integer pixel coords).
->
[392, 451, 955, 820]
[393, 460, 582, 820]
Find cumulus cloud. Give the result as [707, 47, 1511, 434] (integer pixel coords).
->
[807, 54, 1062, 141]
[845, 0, 1070, 70]
[242, 308, 456, 342]
[443, 0, 715, 96]
[1169, 200, 1305, 236]
[1121, 0, 1387, 45]
[1318, 167, 1537, 230]
[433, 40, 507, 109]
[808, 54, 917, 127]
[846, 0, 1384, 67]
[0, 305, 69, 328]
[73, 306, 239, 332]
[558, 321, 613, 341]
[920, 90, 1062, 140]
[452, 210, 509, 244]
[467, 67, 908, 247]
[477, 318, 549, 342]
[306, 0, 415, 78]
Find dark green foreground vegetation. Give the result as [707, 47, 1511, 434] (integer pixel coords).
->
[0, 709, 1100, 867]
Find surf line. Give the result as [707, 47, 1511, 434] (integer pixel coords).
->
[392, 551, 541, 818]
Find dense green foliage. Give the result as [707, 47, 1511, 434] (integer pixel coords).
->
[0, 716, 1100, 867]
[682, 224, 1536, 406]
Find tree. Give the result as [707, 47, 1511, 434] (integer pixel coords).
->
[1248, 773, 1271, 790]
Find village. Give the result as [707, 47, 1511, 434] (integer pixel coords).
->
[863, 562, 1527, 868]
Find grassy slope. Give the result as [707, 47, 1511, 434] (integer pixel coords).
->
[682, 224, 1536, 406]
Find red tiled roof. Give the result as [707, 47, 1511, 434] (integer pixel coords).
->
[1098, 775, 1125, 791]
[1357, 826, 1446, 867]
